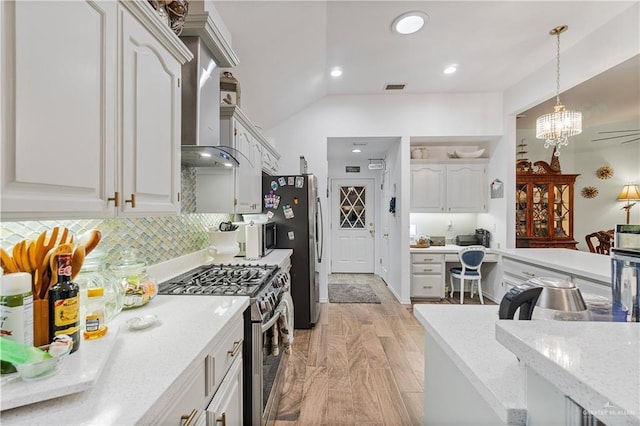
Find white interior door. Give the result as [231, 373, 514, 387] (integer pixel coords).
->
[331, 179, 375, 273]
[380, 170, 391, 283]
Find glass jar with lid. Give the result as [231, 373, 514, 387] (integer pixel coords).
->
[111, 250, 157, 309]
[75, 250, 123, 324]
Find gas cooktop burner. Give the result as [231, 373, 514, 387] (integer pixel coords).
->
[158, 263, 279, 297]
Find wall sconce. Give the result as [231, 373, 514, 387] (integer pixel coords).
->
[617, 184, 640, 224]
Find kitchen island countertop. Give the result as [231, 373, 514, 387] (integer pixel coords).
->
[414, 304, 527, 424]
[496, 320, 640, 425]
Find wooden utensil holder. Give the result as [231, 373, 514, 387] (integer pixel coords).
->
[34, 299, 49, 346]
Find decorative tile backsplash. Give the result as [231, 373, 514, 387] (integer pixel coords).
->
[0, 213, 232, 268]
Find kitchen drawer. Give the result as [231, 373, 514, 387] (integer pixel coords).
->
[155, 362, 206, 425]
[411, 263, 443, 274]
[206, 316, 243, 399]
[502, 258, 571, 282]
[411, 274, 443, 298]
[411, 253, 443, 264]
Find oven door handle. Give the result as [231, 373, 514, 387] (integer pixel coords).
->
[261, 312, 281, 333]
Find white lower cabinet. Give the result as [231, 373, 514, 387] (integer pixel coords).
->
[155, 311, 244, 426]
[0, 0, 191, 220]
[205, 355, 243, 426]
[411, 253, 444, 298]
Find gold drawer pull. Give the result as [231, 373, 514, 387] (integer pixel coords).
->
[423, 268, 432, 272]
[217, 412, 227, 426]
[228, 340, 242, 357]
[423, 286, 433, 289]
[180, 409, 198, 426]
[522, 271, 535, 277]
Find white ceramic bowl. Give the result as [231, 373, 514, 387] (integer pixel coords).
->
[453, 149, 485, 158]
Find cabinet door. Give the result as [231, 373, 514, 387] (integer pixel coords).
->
[120, 6, 181, 216]
[206, 355, 243, 426]
[410, 164, 445, 212]
[446, 164, 487, 212]
[234, 122, 254, 213]
[1, 1, 117, 219]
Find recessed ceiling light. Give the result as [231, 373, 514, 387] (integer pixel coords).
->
[330, 67, 343, 77]
[392, 11, 428, 35]
[352, 148, 362, 153]
[443, 64, 457, 74]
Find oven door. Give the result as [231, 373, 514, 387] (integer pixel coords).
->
[253, 294, 290, 425]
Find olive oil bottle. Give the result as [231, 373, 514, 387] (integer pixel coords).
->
[49, 253, 80, 353]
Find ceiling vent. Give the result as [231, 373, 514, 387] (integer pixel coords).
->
[385, 83, 406, 91]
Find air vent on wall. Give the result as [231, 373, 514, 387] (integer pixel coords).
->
[385, 83, 406, 91]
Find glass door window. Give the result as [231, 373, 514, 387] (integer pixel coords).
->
[339, 186, 366, 229]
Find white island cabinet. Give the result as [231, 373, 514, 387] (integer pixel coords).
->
[0, 0, 192, 220]
[491, 248, 612, 302]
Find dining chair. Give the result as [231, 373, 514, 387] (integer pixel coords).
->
[585, 230, 614, 255]
[449, 246, 486, 304]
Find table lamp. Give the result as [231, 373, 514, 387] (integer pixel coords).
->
[617, 184, 640, 224]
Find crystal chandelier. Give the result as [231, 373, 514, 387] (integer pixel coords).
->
[535, 25, 582, 156]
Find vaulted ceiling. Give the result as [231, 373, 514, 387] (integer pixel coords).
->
[213, 1, 637, 131]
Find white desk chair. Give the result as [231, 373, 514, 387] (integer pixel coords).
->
[449, 246, 486, 304]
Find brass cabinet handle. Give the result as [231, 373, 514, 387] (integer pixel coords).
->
[522, 271, 535, 277]
[108, 192, 120, 207]
[423, 285, 433, 289]
[216, 412, 227, 426]
[227, 340, 242, 357]
[125, 193, 136, 208]
[180, 409, 198, 426]
[423, 268, 432, 272]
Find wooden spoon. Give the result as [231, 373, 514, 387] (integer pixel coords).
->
[0, 248, 19, 274]
[77, 229, 101, 256]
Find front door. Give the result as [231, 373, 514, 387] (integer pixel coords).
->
[331, 179, 375, 273]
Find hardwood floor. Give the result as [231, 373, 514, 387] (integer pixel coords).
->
[274, 274, 425, 425]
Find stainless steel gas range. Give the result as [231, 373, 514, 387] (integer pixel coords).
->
[159, 263, 291, 426]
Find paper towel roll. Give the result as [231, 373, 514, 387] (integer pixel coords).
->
[245, 223, 261, 260]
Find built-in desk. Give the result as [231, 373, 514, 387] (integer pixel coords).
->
[410, 245, 498, 300]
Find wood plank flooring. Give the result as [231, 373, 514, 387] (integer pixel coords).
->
[274, 274, 424, 425]
[274, 273, 492, 425]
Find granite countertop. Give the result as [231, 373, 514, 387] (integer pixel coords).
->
[1, 295, 249, 424]
[496, 320, 640, 425]
[413, 304, 527, 425]
[494, 248, 610, 283]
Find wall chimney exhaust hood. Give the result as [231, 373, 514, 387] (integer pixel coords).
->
[179, 13, 239, 168]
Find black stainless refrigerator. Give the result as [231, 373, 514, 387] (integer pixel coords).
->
[263, 174, 323, 329]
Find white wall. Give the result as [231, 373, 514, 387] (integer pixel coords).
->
[267, 92, 503, 303]
[500, 4, 640, 247]
[410, 213, 479, 243]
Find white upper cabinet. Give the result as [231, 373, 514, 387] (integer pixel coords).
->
[410, 164, 446, 212]
[120, 5, 182, 215]
[219, 105, 269, 214]
[410, 161, 487, 213]
[1, 1, 117, 219]
[0, 0, 192, 220]
[445, 163, 487, 212]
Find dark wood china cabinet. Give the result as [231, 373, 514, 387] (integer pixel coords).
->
[515, 159, 579, 249]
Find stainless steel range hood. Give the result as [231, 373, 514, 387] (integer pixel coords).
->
[180, 36, 238, 167]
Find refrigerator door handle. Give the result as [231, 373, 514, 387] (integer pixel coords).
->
[316, 196, 324, 263]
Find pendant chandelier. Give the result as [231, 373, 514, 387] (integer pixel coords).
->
[535, 25, 582, 156]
